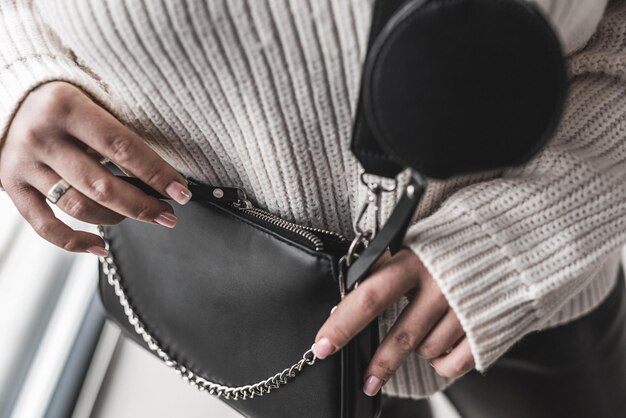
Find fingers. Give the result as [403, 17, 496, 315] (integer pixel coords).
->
[370, 248, 392, 273]
[26, 165, 125, 225]
[0, 81, 188, 256]
[429, 337, 475, 378]
[40, 138, 178, 227]
[64, 93, 191, 204]
[314, 248, 426, 359]
[363, 281, 449, 387]
[6, 184, 107, 254]
[416, 308, 465, 359]
[364, 324, 472, 397]
[312, 244, 473, 398]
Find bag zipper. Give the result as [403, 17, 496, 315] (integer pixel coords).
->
[184, 178, 348, 252]
[229, 197, 348, 253]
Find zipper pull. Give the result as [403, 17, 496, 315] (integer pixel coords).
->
[186, 178, 249, 205]
[116, 174, 249, 205]
[233, 197, 254, 209]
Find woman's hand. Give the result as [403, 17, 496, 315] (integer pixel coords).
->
[313, 248, 475, 396]
[0, 81, 192, 255]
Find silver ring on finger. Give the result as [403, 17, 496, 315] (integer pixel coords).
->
[46, 178, 72, 204]
[443, 336, 465, 355]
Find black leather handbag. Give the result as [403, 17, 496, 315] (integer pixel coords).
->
[99, 177, 379, 417]
[98, 1, 567, 417]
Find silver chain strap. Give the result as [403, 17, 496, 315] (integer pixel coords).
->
[97, 225, 317, 400]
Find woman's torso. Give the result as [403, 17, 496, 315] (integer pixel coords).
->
[34, 0, 493, 237]
[32, 0, 626, 398]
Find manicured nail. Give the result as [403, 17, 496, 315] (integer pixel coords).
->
[87, 246, 109, 257]
[312, 338, 336, 360]
[154, 211, 178, 228]
[429, 361, 435, 368]
[165, 181, 192, 205]
[363, 376, 383, 397]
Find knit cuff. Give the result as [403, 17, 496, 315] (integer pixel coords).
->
[403, 199, 540, 372]
[0, 53, 109, 138]
[0, 54, 109, 187]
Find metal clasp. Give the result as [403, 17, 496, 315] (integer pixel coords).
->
[353, 173, 397, 239]
[337, 231, 370, 299]
[338, 173, 397, 298]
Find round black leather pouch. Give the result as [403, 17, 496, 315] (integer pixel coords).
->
[357, 0, 567, 179]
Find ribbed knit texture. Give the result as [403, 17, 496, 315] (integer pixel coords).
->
[1, 0, 624, 399]
[0, 1, 110, 150]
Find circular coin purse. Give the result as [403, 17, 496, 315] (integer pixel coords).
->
[360, 0, 568, 179]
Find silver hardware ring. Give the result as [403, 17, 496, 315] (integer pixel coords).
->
[46, 179, 72, 204]
[359, 172, 397, 193]
[346, 231, 369, 267]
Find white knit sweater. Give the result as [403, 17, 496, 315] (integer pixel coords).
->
[1, 0, 625, 399]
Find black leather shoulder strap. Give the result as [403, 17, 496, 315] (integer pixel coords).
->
[350, 0, 408, 179]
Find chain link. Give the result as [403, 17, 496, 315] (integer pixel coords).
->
[97, 225, 318, 400]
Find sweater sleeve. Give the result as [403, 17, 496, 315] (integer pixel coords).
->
[403, 3, 626, 373]
[0, 0, 108, 155]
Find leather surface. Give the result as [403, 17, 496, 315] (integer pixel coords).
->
[343, 323, 382, 418]
[350, 0, 408, 178]
[354, 0, 567, 180]
[99, 199, 380, 418]
[105, 164, 245, 204]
